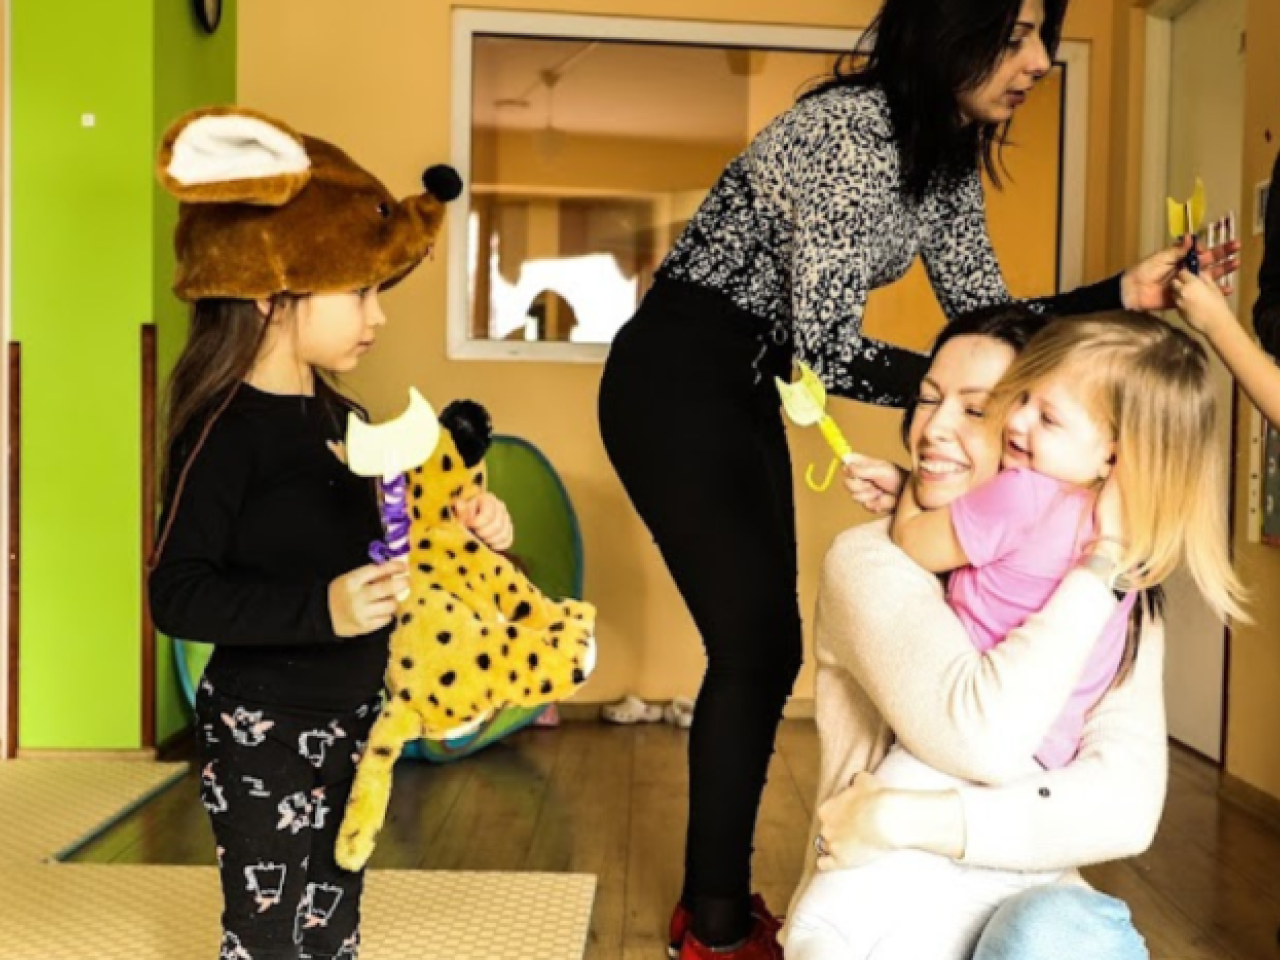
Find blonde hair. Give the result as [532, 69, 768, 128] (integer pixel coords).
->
[993, 311, 1247, 630]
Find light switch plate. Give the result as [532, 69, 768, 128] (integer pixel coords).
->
[1248, 406, 1262, 544]
[1255, 178, 1271, 236]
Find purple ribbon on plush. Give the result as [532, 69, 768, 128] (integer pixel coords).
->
[369, 473, 411, 564]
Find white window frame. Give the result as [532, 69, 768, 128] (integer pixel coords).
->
[1054, 40, 1089, 294]
[448, 9, 1089, 363]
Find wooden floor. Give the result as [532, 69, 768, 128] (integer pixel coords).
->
[70, 721, 1280, 960]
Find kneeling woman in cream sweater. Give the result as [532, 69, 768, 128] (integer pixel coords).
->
[784, 305, 1183, 960]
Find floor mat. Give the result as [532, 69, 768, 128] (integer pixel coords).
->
[0, 760, 596, 959]
[0, 759, 186, 863]
[0, 865, 597, 960]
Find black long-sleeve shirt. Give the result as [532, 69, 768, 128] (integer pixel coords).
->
[658, 84, 1120, 405]
[149, 384, 390, 713]
[1254, 148, 1280, 355]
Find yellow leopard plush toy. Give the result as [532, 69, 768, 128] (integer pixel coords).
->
[335, 398, 597, 871]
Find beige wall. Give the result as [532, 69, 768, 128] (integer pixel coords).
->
[1226, 0, 1280, 800]
[240, 0, 1127, 706]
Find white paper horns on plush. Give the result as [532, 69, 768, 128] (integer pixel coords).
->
[346, 388, 441, 481]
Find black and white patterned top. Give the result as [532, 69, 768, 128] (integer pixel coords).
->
[657, 85, 1118, 405]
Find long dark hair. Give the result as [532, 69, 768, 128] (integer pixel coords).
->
[805, 0, 1066, 202]
[152, 295, 364, 567]
[162, 297, 274, 487]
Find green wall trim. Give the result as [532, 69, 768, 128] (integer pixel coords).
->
[152, 0, 238, 747]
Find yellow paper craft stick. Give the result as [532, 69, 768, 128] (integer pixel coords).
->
[1167, 177, 1207, 241]
[776, 363, 858, 491]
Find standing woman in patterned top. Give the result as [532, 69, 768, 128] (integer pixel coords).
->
[597, 1, 1238, 958]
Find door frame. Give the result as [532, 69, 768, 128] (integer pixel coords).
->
[1138, 0, 1242, 763]
[1, 0, 12, 762]
[1055, 41, 1090, 294]
[1, 0, 13, 761]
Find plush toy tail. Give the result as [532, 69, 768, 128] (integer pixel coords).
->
[334, 704, 423, 872]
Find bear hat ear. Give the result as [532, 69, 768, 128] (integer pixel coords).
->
[158, 107, 312, 207]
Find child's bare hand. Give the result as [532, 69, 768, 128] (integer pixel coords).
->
[1123, 234, 1238, 311]
[1172, 268, 1235, 338]
[842, 457, 906, 515]
[328, 560, 408, 637]
[454, 492, 514, 552]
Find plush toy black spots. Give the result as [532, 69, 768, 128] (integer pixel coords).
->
[335, 400, 597, 871]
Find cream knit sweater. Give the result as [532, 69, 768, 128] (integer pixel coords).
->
[784, 520, 1168, 929]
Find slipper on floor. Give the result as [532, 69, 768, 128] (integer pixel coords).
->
[663, 697, 695, 729]
[601, 695, 663, 725]
[533, 704, 562, 728]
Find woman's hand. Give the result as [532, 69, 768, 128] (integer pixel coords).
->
[815, 772, 967, 871]
[842, 457, 906, 515]
[455, 492, 514, 552]
[328, 560, 408, 637]
[1121, 235, 1240, 312]
[814, 772, 896, 871]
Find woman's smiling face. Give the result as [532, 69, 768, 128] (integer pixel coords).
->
[907, 334, 1016, 509]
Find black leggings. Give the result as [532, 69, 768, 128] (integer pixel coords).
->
[598, 280, 804, 941]
[196, 679, 381, 960]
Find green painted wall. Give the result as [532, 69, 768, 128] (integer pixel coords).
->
[153, 0, 238, 747]
[12, 1, 154, 749]
[11, 0, 234, 750]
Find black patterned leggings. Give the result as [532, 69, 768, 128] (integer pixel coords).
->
[196, 680, 381, 960]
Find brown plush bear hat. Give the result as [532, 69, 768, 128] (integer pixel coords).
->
[157, 106, 462, 302]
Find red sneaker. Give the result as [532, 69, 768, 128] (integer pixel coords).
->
[668, 902, 693, 959]
[751, 895, 783, 944]
[670, 896, 784, 959]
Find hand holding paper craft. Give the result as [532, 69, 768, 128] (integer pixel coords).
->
[1167, 178, 1238, 287]
[776, 362, 860, 492]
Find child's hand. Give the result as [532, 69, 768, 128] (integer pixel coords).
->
[841, 457, 905, 515]
[1172, 268, 1235, 338]
[328, 560, 408, 638]
[1122, 234, 1239, 311]
[455, 492, 514, 552]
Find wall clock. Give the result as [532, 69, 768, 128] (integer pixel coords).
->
[195, 0, 222, 34]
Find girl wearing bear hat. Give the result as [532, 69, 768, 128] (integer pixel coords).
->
[148, 107, 509, 960]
